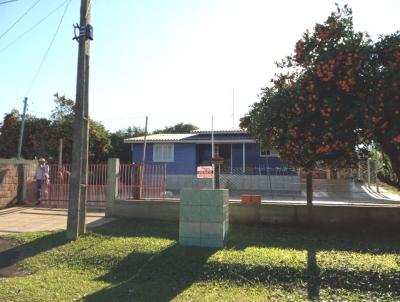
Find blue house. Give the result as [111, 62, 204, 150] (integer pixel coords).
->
[124, 130, 289, 175]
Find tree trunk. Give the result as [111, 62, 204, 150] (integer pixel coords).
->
[306, 171, 313, 205]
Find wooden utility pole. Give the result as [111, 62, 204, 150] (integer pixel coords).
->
[17, 97, 28, 159]
[58, 138, 63, 165]
[66, 0, 92, 240]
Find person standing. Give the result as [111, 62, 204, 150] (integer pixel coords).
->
[35, 158, 45, 205]
[42, 160, 50, 201]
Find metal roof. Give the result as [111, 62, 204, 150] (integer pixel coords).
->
[124, 131, 256, 144]
[124, 133, 196, 143]
[190, 129, 246, 134]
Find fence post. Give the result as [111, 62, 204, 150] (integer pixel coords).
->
[17, 164, 27, 204]
[106, 158, 119, 216]
[367, 159, 371, 188]
[373, 160, 379, 193]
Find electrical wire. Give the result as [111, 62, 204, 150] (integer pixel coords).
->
[0, 0, 41, 41]
[25, 0, 72, 97]
[0, 0, 69, 54]
[0, 0, 18, 5]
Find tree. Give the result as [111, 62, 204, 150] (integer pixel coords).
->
[0, 110, 20, 158]
[0, 94, 111, 163]
[108, 126, 146, 163]
[241, 5, 370, 204]
[153, 122, 198, 134]
[50, 94, 111, 163]
[363, 32, 400, 183]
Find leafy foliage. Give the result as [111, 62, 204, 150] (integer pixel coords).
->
[0, 94, 110, 163]
[364, 32, 400, 183]
[0, 110, 20, 158]
[153, 122, 198, 134]
[241, 5, 368, 171]
[108, 126, 146, 163]
[241, 5, 399, 185]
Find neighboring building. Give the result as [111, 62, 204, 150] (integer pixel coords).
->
[124, 130, 300, 193]
[124, 130, 289, 174]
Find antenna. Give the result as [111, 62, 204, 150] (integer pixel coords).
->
[232, 88, 235, 129]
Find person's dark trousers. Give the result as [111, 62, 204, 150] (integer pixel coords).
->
[35, 179, 42, 202]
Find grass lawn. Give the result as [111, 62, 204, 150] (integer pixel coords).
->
[1, 218, 400, 301]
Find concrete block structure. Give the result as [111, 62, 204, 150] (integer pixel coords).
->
[0, 159, 36, 209]
[179, 189, 229, 248]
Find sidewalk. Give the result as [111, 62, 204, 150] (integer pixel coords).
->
[0, 206, 112, 235]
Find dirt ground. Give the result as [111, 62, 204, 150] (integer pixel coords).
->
[0, 238, 26, 278]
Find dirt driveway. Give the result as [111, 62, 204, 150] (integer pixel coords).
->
[0, 206, 112, 235]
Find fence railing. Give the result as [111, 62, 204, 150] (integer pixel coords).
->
[118, 163, 167, 200]
[38, 164, 108, 208]
[1, 158, 386, 208]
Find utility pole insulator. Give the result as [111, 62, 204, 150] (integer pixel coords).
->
[73, 23, 93, 41]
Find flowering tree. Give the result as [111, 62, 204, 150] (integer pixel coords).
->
[363, 32, 400, 183]
[241, 6, 370, 204]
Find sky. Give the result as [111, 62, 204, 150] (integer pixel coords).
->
[0, 0, 399, 133]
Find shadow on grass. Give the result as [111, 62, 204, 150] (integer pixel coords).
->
[0, 231, 68, 273]
[227, 223, 400, 254]
[90, 218, 179, 240]
[226, 223, 400, 300]
[84, 244, 215, 302]
[200, 257, 400, 296]
[306, 249, 320, 301]
[85, 219, 400, 300]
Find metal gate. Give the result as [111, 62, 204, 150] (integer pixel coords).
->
[40, 164, 107, 208]
[118, 163, 167, 200]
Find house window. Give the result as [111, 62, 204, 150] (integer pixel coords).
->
[259, 144, 279, 157]
[153, 144, 174, 162]
[259, 144, 270, 157]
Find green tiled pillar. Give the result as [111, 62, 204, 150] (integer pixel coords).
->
[179, 189, 229, 248]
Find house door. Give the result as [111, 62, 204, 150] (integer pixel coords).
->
[216, 144, 231, 173]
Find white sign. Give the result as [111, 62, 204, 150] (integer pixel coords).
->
[197, 166, 214, 178]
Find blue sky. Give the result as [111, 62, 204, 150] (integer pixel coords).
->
[1, 0, 399, 132]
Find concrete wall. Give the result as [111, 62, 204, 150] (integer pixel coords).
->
[107, 199, 180, 221]
[106, 199, 400, 226]
[166, 174, 300, 191]
[0, 159, 36, 209]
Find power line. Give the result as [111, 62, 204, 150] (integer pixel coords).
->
[0, 0, 69, 54]
[25, 0, 72, 97]
[0, 0, 18, 5]
[0, 0, 41, 41]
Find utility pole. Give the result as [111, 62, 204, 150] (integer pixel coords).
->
[66, 0, 93, 240]
[211, 116, 215, 189]
[17, 97, 28, 159]
[142, 116, 148, 162]
[232, 88, 234, 130]
[58, 138, 63, 165]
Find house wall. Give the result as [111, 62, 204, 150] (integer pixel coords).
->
[132, 143, 196, 174]
[232, 143, 285, 171]
[132, 142, 291, 175]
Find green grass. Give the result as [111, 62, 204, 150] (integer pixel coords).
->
[1, 219, 400, 301]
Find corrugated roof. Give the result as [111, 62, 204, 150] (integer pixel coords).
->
[124, 133, 196, 143]
[124, 131, 256, 144]
[190, 129, 246, 134]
